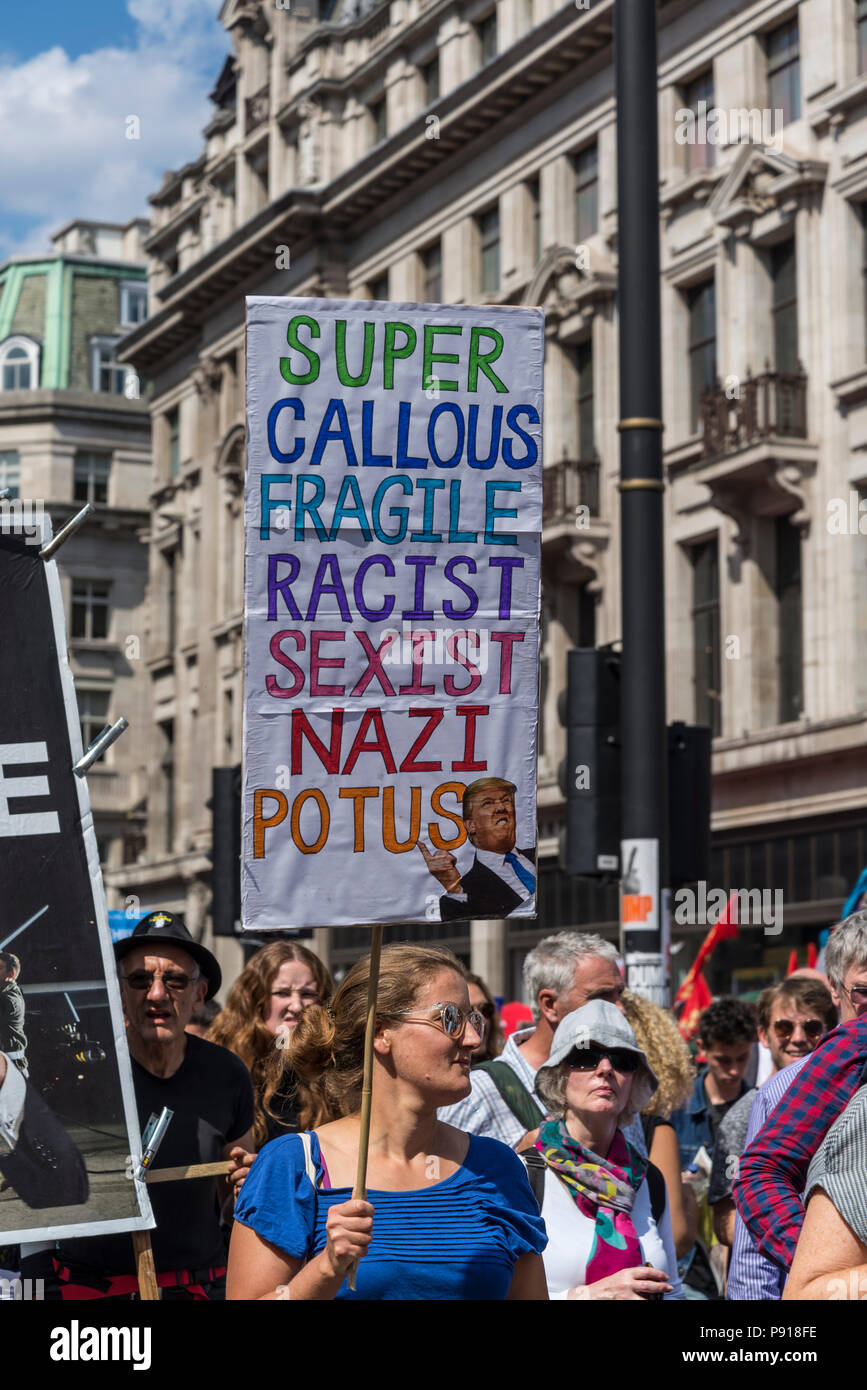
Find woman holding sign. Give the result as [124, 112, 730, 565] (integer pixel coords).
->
[226, 944, 548, 1300]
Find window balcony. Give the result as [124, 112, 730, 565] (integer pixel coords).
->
[679, 366, 816, 543]
[542, 456, 601, 527]
[700, 365, 808, 462]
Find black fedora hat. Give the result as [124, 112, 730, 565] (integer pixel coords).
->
[114, 911, 222, 1001]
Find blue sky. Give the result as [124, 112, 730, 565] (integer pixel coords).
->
[0, 1, 140, 63]
[0, 0, 230, 262]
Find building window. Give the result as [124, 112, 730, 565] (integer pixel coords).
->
[0, 336, 39, 390]
[120, 280, 147, 327]
[767, 16, 800, 125]
[478, 206, 500, 295]
[74, 452, 110, 505]
[0, 450, 20, 499]
[164, 549, 177, 651]
[528, 176, 541, 263]
[370, 97, 387, 145]
[422, 242, 442, 302]
[690, 538, 721, 736]
[771, 239, 798, 374]
[71, 581, 110, 640]
[168, 408, 180, 477]
[776, 517, 803, 724]
[369, 271, 389, 301]
[574, 143, 598, 243]
[79, 688, 110, 753]
[160, 720, 175, 854]
[91, 336, 126, 394]
[859, 0, 867, 75]
[861, 202, 867, 361]
[422, 55, 440, 103]
[683, 69, 715, 172]
[476, 12, 497, 64]
[687, 279, 717, 433]
[576, 340, 594, 460]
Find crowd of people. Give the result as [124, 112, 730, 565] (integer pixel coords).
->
[11, 910, 867, 1300]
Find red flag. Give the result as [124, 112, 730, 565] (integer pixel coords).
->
[786, 949, 798, 976]
[806, 942, 818, 969]
[673, 970, 713, 1043]
[673, 894, 739, 1041]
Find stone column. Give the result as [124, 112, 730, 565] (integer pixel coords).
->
[470, 918, 506, 997]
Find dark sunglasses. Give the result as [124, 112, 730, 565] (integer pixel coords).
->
[771, 1018, 825, 1041]
[566, 1045, 640, 1074]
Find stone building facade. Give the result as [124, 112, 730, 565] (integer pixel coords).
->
[0, 219, 151, 888]
[119, 0, 867, 998]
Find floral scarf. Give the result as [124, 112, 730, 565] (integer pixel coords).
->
[535, 1117, 648, 1282]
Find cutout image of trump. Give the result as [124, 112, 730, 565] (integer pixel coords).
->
[418, 777, 536, 921]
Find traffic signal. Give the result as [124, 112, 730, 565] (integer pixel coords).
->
[556, 650, 711, 883]
[557, 647, 621, 876]
[668, 721, 711, 886]
[207, 764, 242, 936]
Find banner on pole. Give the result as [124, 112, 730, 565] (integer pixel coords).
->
[0, 520, 152, 1244]
[243, 297, 543, 929]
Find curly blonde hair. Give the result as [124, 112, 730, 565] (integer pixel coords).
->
[208, 941, 333, 1145]
[621, 990, 695, 1119]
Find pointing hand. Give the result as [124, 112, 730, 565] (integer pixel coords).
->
[417, 839, 462, 894]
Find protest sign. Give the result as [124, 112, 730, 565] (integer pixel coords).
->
[0, 520, 151, 1245]
[243, 297, 543, 930]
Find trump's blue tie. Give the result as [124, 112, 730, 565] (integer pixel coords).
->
[504, 852, 536, 895]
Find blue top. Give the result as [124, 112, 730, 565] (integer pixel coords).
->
[234, 1131, 547, 1300]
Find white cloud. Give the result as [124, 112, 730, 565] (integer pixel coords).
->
[0, 2, 229, 260]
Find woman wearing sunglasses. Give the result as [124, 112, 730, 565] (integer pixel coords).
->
[226, 944, 548, 1300]
[524, 1000, 682, 1300]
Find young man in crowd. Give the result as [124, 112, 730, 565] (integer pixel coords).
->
[670, 997, 756, 1169]
[707, 977, 836, 1252]
[20, 912, 255, 1300]
[733, 911, 867, 1293]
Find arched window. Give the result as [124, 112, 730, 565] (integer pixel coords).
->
[0, 336, 39, 390]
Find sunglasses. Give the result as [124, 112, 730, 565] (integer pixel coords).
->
[393, 1001, 487, 1042]
[123, 970, 200, 993]
[771, 1018, 825, 1041]
[843, 984, 867, 1006]
[566, 1045, 640, 1074]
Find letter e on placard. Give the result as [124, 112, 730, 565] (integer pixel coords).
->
[0, 742, 60, 836]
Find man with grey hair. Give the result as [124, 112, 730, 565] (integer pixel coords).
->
[438, 931, 627, 1148]
[735, 909, 867, 1278]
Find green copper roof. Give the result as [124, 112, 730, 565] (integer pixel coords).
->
[0, 256, 145, 389]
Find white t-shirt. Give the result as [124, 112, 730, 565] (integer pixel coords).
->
[539, 1163, 683, 1300]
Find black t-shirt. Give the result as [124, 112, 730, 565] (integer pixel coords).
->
[60, 1035, 255, 1275]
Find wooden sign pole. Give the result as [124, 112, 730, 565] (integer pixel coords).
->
[132, 1160, 231, 1299]
[348, 923, 383, 1291]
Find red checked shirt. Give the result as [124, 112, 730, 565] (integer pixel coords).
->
[734, 1016, 867, 1270]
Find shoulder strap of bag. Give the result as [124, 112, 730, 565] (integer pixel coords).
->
[521, 1147, 546, 1212]
[298, 1130, 318, 1187]
[645, 1160, 666, 1225]
[475, 1059, 544, 1133]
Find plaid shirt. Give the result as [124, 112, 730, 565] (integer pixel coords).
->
[734, 1016, 867, 1270]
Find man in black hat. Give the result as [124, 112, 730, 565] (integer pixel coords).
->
[21, 911, 255, 1300]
